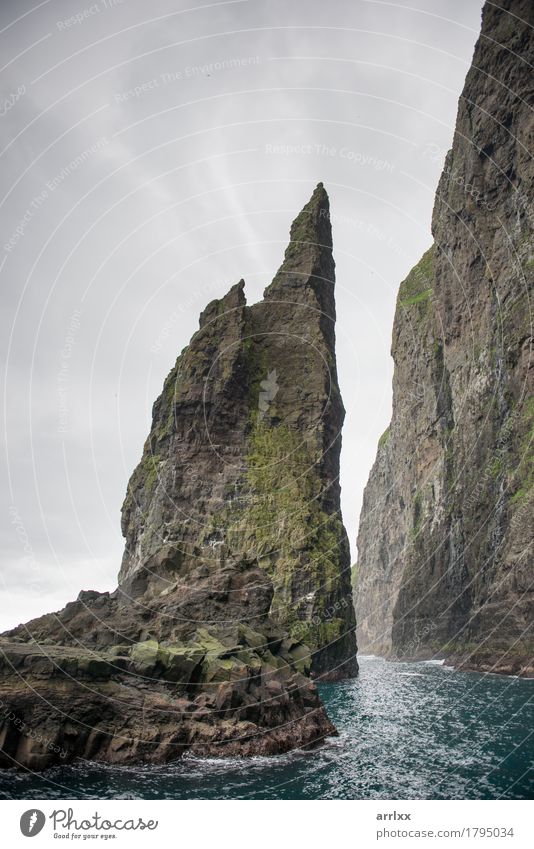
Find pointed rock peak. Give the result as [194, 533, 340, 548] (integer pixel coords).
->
[263, 183, 335, 303]
[287, 182, 332, 254]
[199, 279, 246, 328]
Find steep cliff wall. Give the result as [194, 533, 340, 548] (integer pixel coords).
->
[356, 0, 533, 675]
[119, 182, 356, 679]
[0, 185, 356, 771]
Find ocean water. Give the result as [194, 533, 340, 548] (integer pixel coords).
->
[1, 656, 532, 800]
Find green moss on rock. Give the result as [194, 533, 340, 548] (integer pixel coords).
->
[378, 426, 390, 448]
[130, 640, 166, 674]
[399, 245, 435, 312]
[200, 416, 349, 655]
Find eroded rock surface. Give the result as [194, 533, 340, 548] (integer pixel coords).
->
[0, 184, 356, 770]
[355, 0, 533, 676]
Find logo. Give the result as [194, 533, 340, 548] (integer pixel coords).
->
[258, 369, 279, 419]
[20, 809, 46, 837]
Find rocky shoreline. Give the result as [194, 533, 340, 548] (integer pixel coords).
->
[0, 625, 336, 770]
[363, 648, 534, 679]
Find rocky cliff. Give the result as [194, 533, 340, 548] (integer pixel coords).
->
[355, 0, 533, 676]
[0, 185, 357, 771]
[119, 182, 356, 679]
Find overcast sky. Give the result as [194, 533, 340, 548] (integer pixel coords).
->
[0, 0, 486, 630]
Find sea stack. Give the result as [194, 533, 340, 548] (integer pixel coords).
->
[0, 184, 357, 770]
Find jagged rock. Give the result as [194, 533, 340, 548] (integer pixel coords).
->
[164, 646, 206, 683]
[355, 0, 534, 676]
[0, 184, 354, 770]
[118, 182, 356, 678]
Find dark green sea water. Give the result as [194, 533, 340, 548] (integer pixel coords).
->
[1, 657, 532, 800]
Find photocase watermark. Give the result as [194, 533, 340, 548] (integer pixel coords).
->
[258, 369, 279, 420]
[56, 0, 125, 30]
[50, 807, 158, 833]
[422, 140, 534, 225]
[4, 139, 109, 254]
[4, 188, 48, 254]
[58, 309, 82, 433]
[389, 621, 438, 662]
[291, 595, 353, 644]
[114, 56, 261, 103]
[20, 809, 46, 837]
[514, 189, 534, 228]
[462, 405, 523, 511]
[150, 278, 232, 353]
[0, 699, 68, 760]
[319, 207, 405, 257]
[9, 504, 42, 593]
[265, 142, 395, 172]
[46, 136, 109, 192]
[0, 84, 26, 118]
[509, 486, 534, 532]
[20, 807, 159, 837]
[423, 141, 496, 210]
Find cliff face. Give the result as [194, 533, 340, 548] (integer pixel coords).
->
[0, 185, 356, 771]
[356, 0, 533, 675]
[119, 182, 356, 679]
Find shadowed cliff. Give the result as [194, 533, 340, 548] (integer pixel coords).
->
[355, 0, 533, 676]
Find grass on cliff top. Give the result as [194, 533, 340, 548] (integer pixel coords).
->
[399, 245, 435, 310]
[378, 426, 390, 448]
